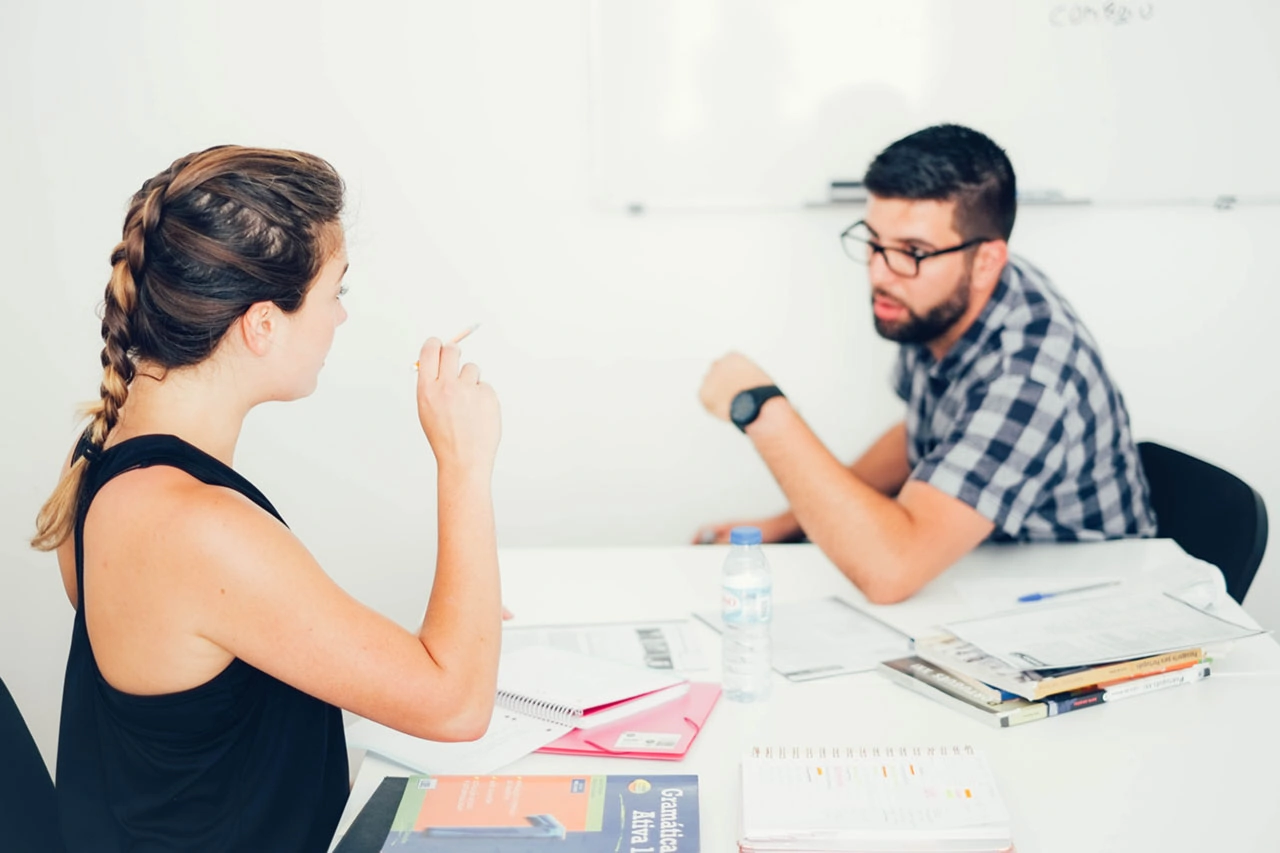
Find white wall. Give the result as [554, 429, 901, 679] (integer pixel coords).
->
[591, 0, 1280, 207]
[3, 0, 1277, 766]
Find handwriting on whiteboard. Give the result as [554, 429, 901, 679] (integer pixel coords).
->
[1051, 3, 1156, 27]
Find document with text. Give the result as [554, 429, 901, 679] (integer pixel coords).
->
[943, 590, 1263, 670]
[501, 619, 709, 672]
[697, 596, 913, 681]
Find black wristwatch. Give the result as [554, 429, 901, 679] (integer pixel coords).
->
[729, 385, 785, 432]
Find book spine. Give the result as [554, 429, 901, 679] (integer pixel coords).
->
[1034, 648, 1203, 699]
[1000, 702, 1051, 727]
[1044, 691, 1103, 716]
[1102, 662, 1210, 702]
[904, 660, 1002, 706]
[1045, 663, 1210, 715]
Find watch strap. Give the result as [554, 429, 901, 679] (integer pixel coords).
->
[732, 385, 785, 432]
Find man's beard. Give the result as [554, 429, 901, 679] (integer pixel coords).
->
[872, 272, 971, 345]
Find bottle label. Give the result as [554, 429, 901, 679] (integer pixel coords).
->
[722, 584, 772, 625]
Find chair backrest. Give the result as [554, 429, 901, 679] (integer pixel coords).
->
[0, 676, 63, 852]
[1138, 441, 1269, 604]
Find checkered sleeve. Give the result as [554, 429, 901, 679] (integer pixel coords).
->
[909, 373, 1069, 536]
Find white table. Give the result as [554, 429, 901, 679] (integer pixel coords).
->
[331, 541, 1280, 853]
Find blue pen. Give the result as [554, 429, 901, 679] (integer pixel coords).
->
[1016, 580, 1121, 603]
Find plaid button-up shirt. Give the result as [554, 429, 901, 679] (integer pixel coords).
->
[892, 255, 1157, 542]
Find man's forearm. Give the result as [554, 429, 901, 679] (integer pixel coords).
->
[771, 421, 910, 540]
[849, 421, 912, 497]
[745, 399, 919, 601]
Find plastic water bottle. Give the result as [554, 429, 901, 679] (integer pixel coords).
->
[721, 525, 772, 702]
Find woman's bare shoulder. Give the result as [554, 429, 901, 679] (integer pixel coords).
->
[89, 464, 286, 557]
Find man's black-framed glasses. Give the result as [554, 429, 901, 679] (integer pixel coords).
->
[840, 220, 992, 278]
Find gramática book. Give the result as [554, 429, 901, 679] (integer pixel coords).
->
[378, 773, 699, 852]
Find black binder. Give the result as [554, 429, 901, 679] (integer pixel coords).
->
[332, 776, 409, 853]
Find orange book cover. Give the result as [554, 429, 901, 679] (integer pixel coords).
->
[1092, 656, 1198, 689]
[1032, 648, 1203, 698]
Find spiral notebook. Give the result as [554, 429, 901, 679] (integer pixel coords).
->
[740, 745, 1013, 853]
[496, 645, 689, 730]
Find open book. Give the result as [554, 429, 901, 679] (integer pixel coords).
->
[739, 745, 1013, 853]
[496, 645, 689, 729]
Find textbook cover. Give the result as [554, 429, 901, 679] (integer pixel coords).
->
[878, 656, 1048, 728]
[380, 774, 700, 853]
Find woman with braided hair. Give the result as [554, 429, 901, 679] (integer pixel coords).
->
[32, 146, 503, 851]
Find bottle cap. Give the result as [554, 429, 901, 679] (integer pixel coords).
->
[729, 526, 763, 545]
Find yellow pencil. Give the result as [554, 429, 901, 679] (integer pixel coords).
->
[414, 323, 481, 370]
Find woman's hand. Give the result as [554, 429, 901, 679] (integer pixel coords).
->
[415, 338, 501, 474]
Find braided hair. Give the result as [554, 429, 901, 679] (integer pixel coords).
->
[31, 145, 344, 551]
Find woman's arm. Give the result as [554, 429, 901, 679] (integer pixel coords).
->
[87, 338, 503, 742]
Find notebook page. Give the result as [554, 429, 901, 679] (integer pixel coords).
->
[496, 645, 685, 712]
[741, 747, 1010, 843]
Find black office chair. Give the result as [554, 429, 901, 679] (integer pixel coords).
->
[1, 676, 63, 851]
[1138, 441, 1269, 604]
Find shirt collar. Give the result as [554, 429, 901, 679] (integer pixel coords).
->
[915, 261, 1015, 381]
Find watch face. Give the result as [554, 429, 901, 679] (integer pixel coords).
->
[730, 391, 757, 425]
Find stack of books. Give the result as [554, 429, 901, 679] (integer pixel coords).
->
[877, 589, 1260, 727]
[880, 642, 1209, 727]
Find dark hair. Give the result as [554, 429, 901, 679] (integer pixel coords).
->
[32, 145, 345, 550]
[863, 124, 1017, 241]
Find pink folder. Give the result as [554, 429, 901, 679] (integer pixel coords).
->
[536, 682, 721, 760]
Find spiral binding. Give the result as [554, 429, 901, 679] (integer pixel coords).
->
[495, 690, 583, 726]
[748, 745, 975, 760]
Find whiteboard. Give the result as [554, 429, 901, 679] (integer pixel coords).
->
[589, 0, 1280, 209]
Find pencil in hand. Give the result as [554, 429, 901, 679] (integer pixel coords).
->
[414, 323, 481, 371]
[448, 323, 481, 345]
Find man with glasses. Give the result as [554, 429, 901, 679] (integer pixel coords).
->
[695, 124, 1155, 603]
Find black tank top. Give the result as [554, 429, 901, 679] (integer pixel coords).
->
[57, 434, 349, 852]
